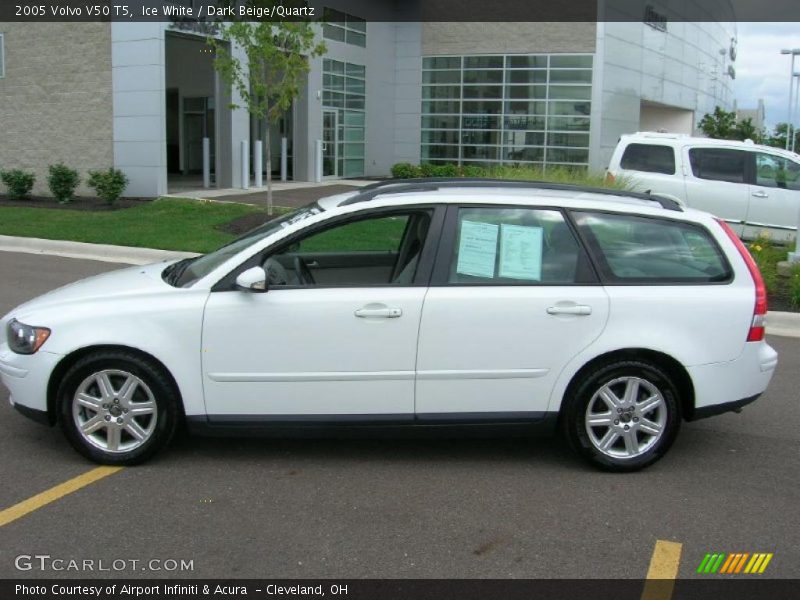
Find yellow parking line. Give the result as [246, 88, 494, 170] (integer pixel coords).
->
[0, 466, 123, 527]
[641, 540, 683, 600]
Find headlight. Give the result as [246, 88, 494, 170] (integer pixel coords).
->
[7, 319, 51, 354]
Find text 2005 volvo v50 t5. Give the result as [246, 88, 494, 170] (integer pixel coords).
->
[0, 179, 778, 471]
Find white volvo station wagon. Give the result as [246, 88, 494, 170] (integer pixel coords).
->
[0, 179, 778, 471]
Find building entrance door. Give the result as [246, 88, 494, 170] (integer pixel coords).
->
[323, 109, 338, 178]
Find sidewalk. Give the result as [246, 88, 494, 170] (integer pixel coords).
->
[1, 234, 798, 339]
[165, 179, 374, 207]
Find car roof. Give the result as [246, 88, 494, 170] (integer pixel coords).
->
[327, 178, 684, 213]
[620, 132, 800, 160]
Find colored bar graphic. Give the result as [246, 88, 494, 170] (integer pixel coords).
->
[698, 552, 773, 575]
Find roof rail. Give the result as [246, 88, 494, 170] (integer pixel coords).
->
[340, 178, 683, 211]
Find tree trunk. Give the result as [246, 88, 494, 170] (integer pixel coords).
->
[265, 117, 273, 216]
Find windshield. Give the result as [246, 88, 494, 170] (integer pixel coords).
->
[163, 203, 324, 288]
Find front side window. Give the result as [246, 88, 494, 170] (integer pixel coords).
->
[446, 207, 592, 285]
[619, 143, 675, 175]
[264, 211, 432, 287]
[689, 148, 747, 184]
[755, 152, 800, 191]
[574, 211, 731, 283]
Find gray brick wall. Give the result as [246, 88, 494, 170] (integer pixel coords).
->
[0, 23, 113, 197]
[422, 22, 596, 55]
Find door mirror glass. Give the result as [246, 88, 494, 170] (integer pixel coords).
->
[235, 266, 268, 292]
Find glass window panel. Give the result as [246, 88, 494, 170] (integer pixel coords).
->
[346, 30, 366, 47]
[548, 116, 591, 131]
[344, 159, 365, 177]
[462, 115, 501, 129]
[463, 85, 503, 99]
[620, 143, 676, 174]
[503, 146, 545, 162]
[507, 70, 547, 84]
[688, 148, 747, 184]
[322, 8, 345, 23]
[422, 115, 460, 129]
[464, 56, 504, 69]
[323, 24, 345, 42]
[423, 56, 462, 69]
[421, 145, 460, 160]
[549, 69, 593, 84]
[507, 55, 547, 69]
[505, 100, 547, 115]
[345, 63, 365, 78]
[549, 101, 591, 116]
[463, 70, 504, 84]
[322, 91, 344, 108]
[422, 100, 461, 114]
[323, 74, 344, 91]
[549, 55, 593, 68]
[423, 70, 461, 84]
[344, 128, 365, 142]
[422, 130, 461, 144]
[345, 95, 365, 110]
[548, 85, 592, 100]
[461, 130, 501, 145]
[343, 111, 365, 127]
[461, 100, 502, 115]
[346, 15, 367, 33]
[755, 153, 800, 190]
[547, 148, 589, 163]
[422, 85, 462, 99]
[505, 116, 546, 130]
[345, 77, 365, 95]
[548, 132, 590, 148]
[505, 85, 547, 100]
[462, 145, 499, 160]
[503, 131, 545, 146]
[325, 59, 344, 75]
[344, 142, 365, 158]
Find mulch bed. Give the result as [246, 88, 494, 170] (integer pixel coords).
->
[0, 195, 151, 211]
[217, 212, 277, 236]
[769, 277, 798, 313]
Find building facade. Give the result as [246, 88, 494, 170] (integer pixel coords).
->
[0, 4, 737, 197]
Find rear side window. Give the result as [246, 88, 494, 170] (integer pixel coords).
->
[755, 152, 800, 191]
[689, 148, 747, 184]
[620, 143, 676, 175]
[445, 207, 594, 285]
[574, 212, 731, 283]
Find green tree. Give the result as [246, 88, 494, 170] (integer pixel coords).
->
[699, 106, 737, 139]
[209, 3, 325, 214]
[765, 122, 800, 150]
[733, 117, 764, 143]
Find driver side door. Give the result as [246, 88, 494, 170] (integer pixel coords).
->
[200, 207, 440, 422]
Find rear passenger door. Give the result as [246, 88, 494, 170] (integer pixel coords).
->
[414, 205, 609, 419]
[684, 146, 750, 236]
[745, 151, 800, 241]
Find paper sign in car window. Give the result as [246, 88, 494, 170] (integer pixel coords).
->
[499, 224, 543, 280]
[456, 220, 499, 278]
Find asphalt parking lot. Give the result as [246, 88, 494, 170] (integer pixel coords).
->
[0, 251, 798, 581]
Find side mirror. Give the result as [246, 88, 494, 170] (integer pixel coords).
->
[235, 266, 268, 293]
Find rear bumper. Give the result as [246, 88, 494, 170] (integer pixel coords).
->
[687, 341, 777, 419]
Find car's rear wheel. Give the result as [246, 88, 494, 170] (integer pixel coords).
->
[57, 351, 179, 465]
[562, 360, 681, 472]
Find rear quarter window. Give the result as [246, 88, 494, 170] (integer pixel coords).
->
[619, 143, 676, 175]
[573, 211, 731, 284]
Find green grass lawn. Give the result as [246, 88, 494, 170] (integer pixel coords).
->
[0, 199, 265, 253]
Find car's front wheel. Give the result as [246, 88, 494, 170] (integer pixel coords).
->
[562, 360, 681, 472]
[57, 351, 179, 465]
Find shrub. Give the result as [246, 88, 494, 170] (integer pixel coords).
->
[87, 168, 129, 205]
[461, 164, 488, 177]
[390, 162, 417, 179]
[0, 169, 36, 200]
[47, 163, 80, 204]
[748, 235, 782, 295]
[790, 264, 800, 309]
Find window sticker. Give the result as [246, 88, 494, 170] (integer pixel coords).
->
[499, 224, 543, 280]
[456, 220, 499, 278]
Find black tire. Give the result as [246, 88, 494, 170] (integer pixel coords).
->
[561, 360, 681, 472]
[57, 351, 180, 465]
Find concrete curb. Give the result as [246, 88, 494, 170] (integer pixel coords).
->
[0, 234, 798, 338]
[0, 235, 199, 266]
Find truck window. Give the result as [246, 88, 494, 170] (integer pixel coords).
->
[620, 143, 676, 175]
[688, 148, 747, 184]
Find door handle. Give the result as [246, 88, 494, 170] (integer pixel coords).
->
[752, 190, 769, 198]
[354, 307, 402, 319]
[306, 260, 319, 268]
[546, 305, 592, 316]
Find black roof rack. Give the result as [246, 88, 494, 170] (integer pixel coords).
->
[340, 178, 683, 211]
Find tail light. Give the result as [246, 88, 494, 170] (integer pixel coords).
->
[715, 219, 767, 342]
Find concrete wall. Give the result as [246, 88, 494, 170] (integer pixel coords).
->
[422, 22, 597, 55]
[0, 23, 113, 197]
[639, 102, 694, 134]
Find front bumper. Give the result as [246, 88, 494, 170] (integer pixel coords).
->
[0, 341, 62, 425]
